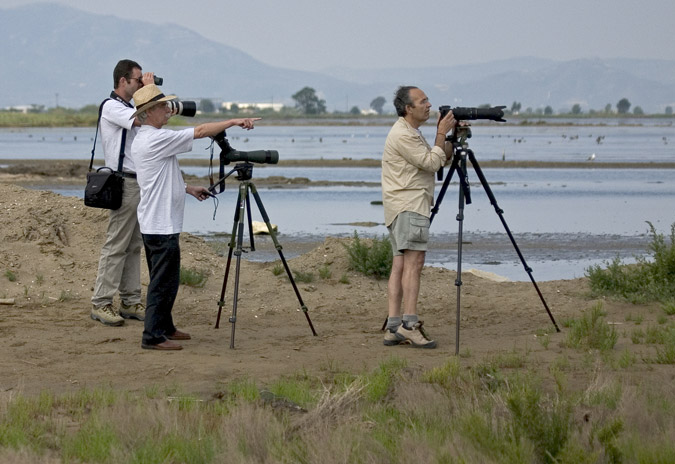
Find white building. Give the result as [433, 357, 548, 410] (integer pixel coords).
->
[221, 102, 284, 112]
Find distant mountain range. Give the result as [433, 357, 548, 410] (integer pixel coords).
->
[2, 3, 675, 113]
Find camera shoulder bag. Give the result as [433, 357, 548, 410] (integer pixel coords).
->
[84, 97, 127, 210]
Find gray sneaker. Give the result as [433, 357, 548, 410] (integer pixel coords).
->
[91, 304, 124, 326]
[383, 328, 406, 346]
[396, 321, 437, 349]
[120, 302, 145, 321]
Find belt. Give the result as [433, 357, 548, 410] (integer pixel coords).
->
[119, 172, 137, 179]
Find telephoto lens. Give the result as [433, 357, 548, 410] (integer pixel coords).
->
[168, 100, 197, 117]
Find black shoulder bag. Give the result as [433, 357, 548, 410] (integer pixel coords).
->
[84, 98, 127, 210]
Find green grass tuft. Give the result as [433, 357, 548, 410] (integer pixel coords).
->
[342, 232, 392, 279]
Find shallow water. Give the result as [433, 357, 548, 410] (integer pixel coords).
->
[1, 120, 674, 163]
[47, 165, 672, 282]
[6, 122, 675, 281]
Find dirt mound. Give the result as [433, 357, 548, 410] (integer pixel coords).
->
[1, 181, 660, 400]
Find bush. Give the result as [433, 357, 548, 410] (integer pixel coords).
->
[343, 232, 392, 279]
[179, 267, 207, 288]
[586, 222, 675, 302]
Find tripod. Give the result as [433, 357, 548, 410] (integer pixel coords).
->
[210, 162, 317, 349]
[434, 127, 560, 354]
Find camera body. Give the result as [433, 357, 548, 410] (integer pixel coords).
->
[439, 105, 506, 122]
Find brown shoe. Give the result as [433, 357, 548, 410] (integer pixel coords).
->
[141, 340, 183, 350]
[167, 329, 191, 341]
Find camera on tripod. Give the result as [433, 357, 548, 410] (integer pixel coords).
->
[213, 131, 279, 166]
[439, 105, 506, 122]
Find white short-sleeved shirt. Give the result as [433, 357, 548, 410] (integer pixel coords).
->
[131, 125, 194, 234]
[100, 99, 137, 173]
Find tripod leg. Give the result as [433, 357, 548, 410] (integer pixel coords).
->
[248, 183, 318, 336]
[215, 188, 242, 328]
[245, 189, 255, 252]
[467, 151, 560, 332]
[430, 155, 460, 224]
[229, 182, 249, 348]
[453, 153, 470, 356]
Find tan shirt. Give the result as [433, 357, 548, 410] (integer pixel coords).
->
[381, 117, 448, 226]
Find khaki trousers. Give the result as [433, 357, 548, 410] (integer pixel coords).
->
[91, 178, 142, 308]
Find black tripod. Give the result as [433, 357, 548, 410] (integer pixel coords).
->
[434, 127, 560, 354]
[210, 162, 317, 348]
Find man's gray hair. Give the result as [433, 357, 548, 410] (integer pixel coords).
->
[393, 86, 418, 117]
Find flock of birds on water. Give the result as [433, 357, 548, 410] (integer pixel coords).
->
[13, 130, 672, 164]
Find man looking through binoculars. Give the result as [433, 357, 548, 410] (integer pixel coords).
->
[381, 86, 457, 349]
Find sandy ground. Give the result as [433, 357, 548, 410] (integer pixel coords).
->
[0, 172, 671, 400]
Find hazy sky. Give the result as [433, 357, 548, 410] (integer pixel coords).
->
[2, 0, 675, 71]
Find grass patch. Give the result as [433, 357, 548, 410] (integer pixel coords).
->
[342, 231, 392, 279]
[587, 222, 675, 302]
[318, 265, 332, 280]
[293, 270, 314, 283]
[179, 266, 208, 288]
[271, 262, 284, 276]
[4, 270, 16, 282]
[565, 303, 618, 351]
[3, 355, 675, 463]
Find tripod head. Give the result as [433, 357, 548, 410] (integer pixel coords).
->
[437, 125, 473, 181]
[233, 162, 254, 181]
[448, 125, 472, 151]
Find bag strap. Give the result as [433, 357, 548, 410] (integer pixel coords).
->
[88, 98, 110, 172]
[89, 93, 133, 173]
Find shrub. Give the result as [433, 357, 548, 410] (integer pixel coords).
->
[343, 232, 392, 279]
[566, 303, 618, 351]
[179, 267, 207, 288]
[586, 222, 675, 302]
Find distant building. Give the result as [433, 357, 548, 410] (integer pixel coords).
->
[221, 102, 284, 112]
[3, 105, 33, 113]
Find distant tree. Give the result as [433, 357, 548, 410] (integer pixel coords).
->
[229, 103, 240, 114]
[604, 103, 613, 114]
[616, 98, 631, 114]
[510, 101, 522, 114]
[633, 106, 644, 115]
[571, 104, 582, 115]
[199, 98, 215, 113]
[79, 104, 99, 114]
[292, 87, 327, 114]
[350, 106, 361, 115]
[544, 106, 553, 115]
[665, 106, 673, 115]
[370, 96, 386, 115]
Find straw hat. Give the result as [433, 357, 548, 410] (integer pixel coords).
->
[130, 84, 176, 118]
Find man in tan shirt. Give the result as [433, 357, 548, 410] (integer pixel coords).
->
[381, 86, 457, 348]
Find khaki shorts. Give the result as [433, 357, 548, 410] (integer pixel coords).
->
[387, 211, 430, 256]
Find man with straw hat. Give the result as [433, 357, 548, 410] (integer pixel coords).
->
[130, 84, 260, 350]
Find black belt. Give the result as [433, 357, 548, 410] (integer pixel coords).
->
[119, 172, 137, 179]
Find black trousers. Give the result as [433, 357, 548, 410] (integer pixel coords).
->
[142, 233, 180, 345]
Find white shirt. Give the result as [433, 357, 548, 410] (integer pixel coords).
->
[100, 98, 137, 173]
[131, 125, 194, 234]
